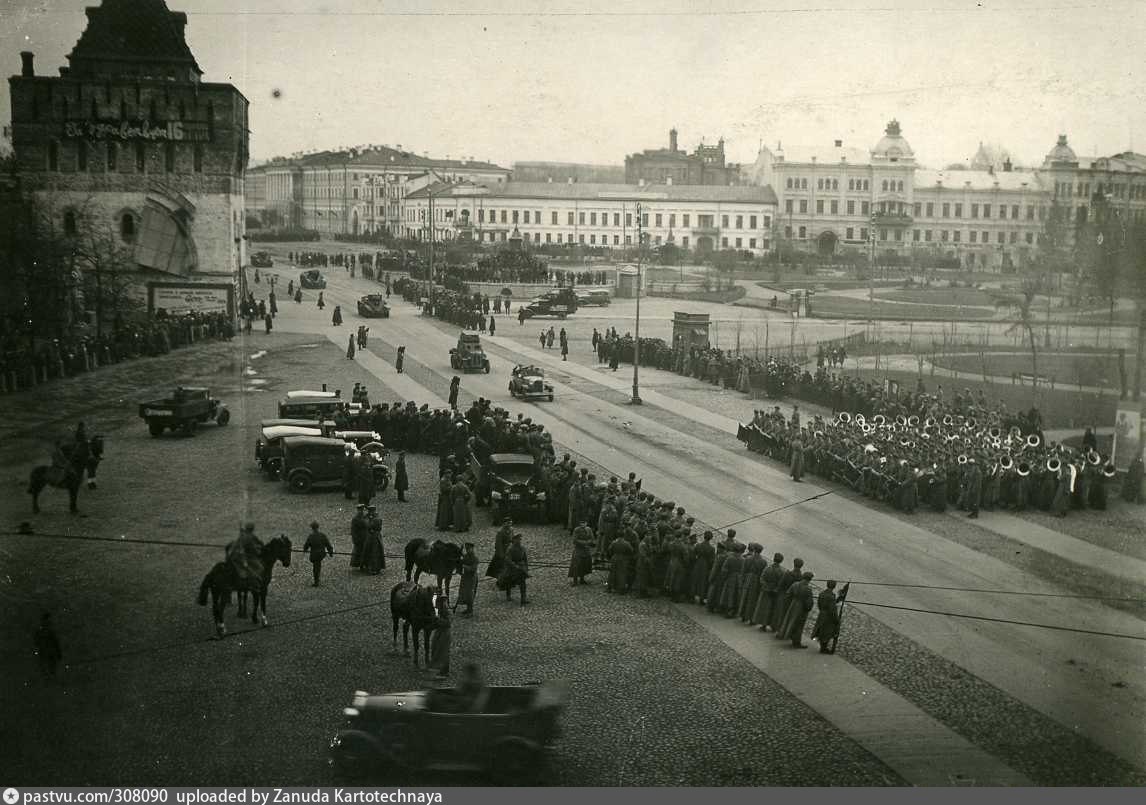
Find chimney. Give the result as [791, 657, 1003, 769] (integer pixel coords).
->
[834, 139, 843, 148]
[1003, 158, 1012, 172]
[20, 51, 34, 77]
[669, 128, 678, 152]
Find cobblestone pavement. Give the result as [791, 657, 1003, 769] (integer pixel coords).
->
[0, 335, 903, 786]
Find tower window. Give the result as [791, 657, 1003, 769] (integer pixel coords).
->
[135, 142, 146, 172]
[78, 140, 88, 171]
[63, 210, 77, 236]
[120, 212, 136, 242]
[165, 143, 175, 172]
[107, 142, 118, 171]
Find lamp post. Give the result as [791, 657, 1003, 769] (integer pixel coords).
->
[632, 203, 644, 405]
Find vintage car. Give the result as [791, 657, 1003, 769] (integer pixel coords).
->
[256, 424, 324, 478]
[259, 417, 322, 430]
[473, 452, 546, 523]
[280, 435, 389, 493]
[508, 365, 554, 402]
[277, 393, 346, 421]
[138, 387, 229, 437]
[356, 294, 390, 319]
[329, 681, 567, 782]
[251, 251, 274, 268]
[518, 297, 576, 319]
[449, 331, 491, 374]
[574, 288, 611, 307]
[299, 269, 327, 289]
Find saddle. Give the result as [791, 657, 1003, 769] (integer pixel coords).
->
[45, 466, 72, 487]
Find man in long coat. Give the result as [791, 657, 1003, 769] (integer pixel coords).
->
[394, 452, 409, 502]
[738, 543, 766, 622]
[429, 597, 452, 678]
[356, 452, 376, 506]
[779, 571, 815, 648]
[361, 506, 385, 575]
[435, 474, 453, 530]
[771, 557, 804, 634]
[349, 504, 368, 568]
[607, 534, 634, 594]
[456, 543, 479, 615]
[789, 433, 805, 482]
[595, 499, 618, 562]
[810, 580, 840, 654]
[705, 542, 730, 613]
[450, 475, 473, 532]
[962, 458, 983, 519]
[688, 532, 715, 605]
[498, 533, 530, 605]
[751, 553, 786, 629]
[718, 543, 746, 617]
[569, 521, 595, 585]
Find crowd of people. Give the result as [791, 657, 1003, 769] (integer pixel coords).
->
[1, 311, 235, 393]
[318, 389, 845, 653]
[740, 394, 1144, 517]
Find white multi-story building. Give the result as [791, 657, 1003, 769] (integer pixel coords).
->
[403, 180, 778, 255]
[246, 146, 509, 236]
[749, 121, 1146, 271]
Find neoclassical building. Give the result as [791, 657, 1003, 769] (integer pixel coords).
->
[403, 180, 777, 255]
[5, 0, 249, 317]
[749, 121, 1146, 271]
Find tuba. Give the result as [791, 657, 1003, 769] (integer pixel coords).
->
[1103, 461, 1117, 478]
[873, 414, 887, 427]
[900, 437, 911, 447]
[838, 412, 852, 424]
[1087, 450, 1101, 466]
[1047, 457, 1061, 473]
[896, 414, 908, 427]
[855, 414, 867, 427]
[1008, 425, 1022, 440]
[1026, 434, 1042, 449]
[1000, 455, 1014, 471]
[988, 426, 1002, 440]
[942, 414, 954, 426]
[908, 415, 920, 427]
[965, 418, 977, 431]
[1017, 461, 1031, 476]
[957, 454, 968, 465]
[924, 416, 936, 429]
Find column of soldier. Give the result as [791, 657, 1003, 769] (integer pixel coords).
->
[738, 402, 1139, 517]
[326, 389, 843, 649]
[392, 278, 503, 329]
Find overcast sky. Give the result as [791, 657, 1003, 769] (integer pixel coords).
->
[3, 0, 1144, 171]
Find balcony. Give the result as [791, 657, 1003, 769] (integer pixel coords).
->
[691, 225, 720, 236]
[871, 212, 913, 227]
[453, 219, 475, 230]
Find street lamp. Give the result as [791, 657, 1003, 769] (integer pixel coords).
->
[632, 202, 644, 405]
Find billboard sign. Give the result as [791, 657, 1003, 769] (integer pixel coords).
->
[148, 282, 234, 316]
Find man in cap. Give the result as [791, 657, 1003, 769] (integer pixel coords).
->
[498, 532, 530, 605]
[688, 531, 715, 605]
[751, 553, 786, 629]
[779, 571, 816, 648]
[738, 543, 766, 622]
[227, 523, 263, 585]
[361, 505, 385, 574]
[772, 558, 804, 635]
[302, 520, 334, 586]
[456, 542, 479, 615]
[349, 504, 368, 568]
[486, 517, 513, 579]
[811, 580, 841, 654]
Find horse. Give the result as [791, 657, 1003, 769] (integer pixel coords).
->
[197, 535, 293, 638]
[404, 538, 463, 603]
[390, 581, 438, 667]
[28, 438, 94, 514]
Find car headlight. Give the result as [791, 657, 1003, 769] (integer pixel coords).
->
[491, 491, 502, 500]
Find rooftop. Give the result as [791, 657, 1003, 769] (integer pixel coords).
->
[408, 180, 778, 205]
[65, 0, 202, 77]
[914, 168, 1047, 192]
[249, 146, 508, 174]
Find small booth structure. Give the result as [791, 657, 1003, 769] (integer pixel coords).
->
[787, 288, 814, 318]
[614, 266, 641, 298]
[672, 312, 711, 352]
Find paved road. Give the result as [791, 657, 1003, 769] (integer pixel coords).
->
[266, 265, 1146, 774]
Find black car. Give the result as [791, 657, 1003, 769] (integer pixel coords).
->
[251, 251, 274, 268]
[473, 452, 546, 523]
[357, 295, 390, 318]
[299, 269, 327, 289]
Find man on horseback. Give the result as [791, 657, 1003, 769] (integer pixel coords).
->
[228, 523, 264, 587]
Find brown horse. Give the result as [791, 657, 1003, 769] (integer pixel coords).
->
[28, 437, 102, 514]
[390, 581, 438, 667]
[404, 538, 463, 603]
[197, 535, 293, 638]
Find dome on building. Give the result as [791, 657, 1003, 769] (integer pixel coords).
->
[871, 119, 914, 162]
[1044, 134, 1078, 166]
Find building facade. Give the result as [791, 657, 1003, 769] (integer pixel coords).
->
[403, 181, 777, 255]
[625, 129, 741, 186]
[246, 146, 510, 237]
[5, 0, 249, 317]
[750, 121, 1146, 271]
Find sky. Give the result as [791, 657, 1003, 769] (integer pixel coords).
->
[2, 0, 1144, 171]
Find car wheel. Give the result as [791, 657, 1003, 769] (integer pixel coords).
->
[483, 364, 490, 374]
[148, 422, 165, 437]
[489, 739, 541, 785]
[288, 471, 312, 493]
[331, 734, 380, 780]
[217, 408, 231, 426]
[548, 394, 554, 402]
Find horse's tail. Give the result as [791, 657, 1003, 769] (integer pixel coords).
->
[404, 538, 425, 580]
[28, 466, 45, 493]
[198, 567, 215, 605]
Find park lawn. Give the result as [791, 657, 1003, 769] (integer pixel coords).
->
[810, 294, 997, 321]
[1068, 307, 1141, 325]
[874, 288, 1000, 306]
[846, 367, 1118, 429]
[931, 352, 1124, 390]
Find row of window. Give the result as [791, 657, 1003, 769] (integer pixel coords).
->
[48, 140, 204, 174]
[783, 197, 1046, 221]
[412, 229, 768, 250]
[786, 177, 880, 192]
[407, 207, 770, 230]
[783, 225, 1037, 246]
[60, 208, 138, 243]
[1055, 180, 1146, 200]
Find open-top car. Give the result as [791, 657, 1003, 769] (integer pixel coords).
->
[357, 294, 390, 318]
[508, 365, 554, 402]
[329, 681, 567, 783]
[299, 269, 326, 289]
[449, 331, 491, 373]
[473, 452, 546, 523]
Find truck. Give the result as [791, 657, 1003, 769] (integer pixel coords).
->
[519, 288, 579, 319]
[138, 387, 229, 437]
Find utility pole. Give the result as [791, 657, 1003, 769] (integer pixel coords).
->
[428, 188, 435, 305]
[632, 202, 644, 405]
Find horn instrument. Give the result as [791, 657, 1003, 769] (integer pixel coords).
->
[1026, 434, 1041, 449]
[1087, 450, 1101, 466]
[988, 426, 1002, 439]
[1103, 462, 1117, 478]
[1047, 457, 1061, 473]
[1000, 456, 1014, 470]
[958, 454, 968, 465]
[1017, 461, 1031, 476]
[908, 415, 920, 427]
